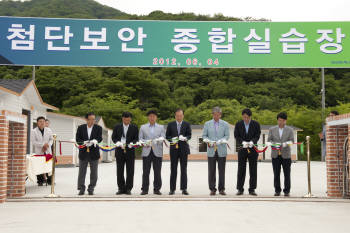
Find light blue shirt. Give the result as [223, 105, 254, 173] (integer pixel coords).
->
[214, 120, 219, 136]
[149, 123, 155, 136]
[244, 121, 250, 134]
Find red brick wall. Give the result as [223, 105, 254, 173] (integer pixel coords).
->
[0, 115, 8, 203]
[326, 114, 350, 198]
[0, 111, 27, 203]
[7, 122, 26, 198]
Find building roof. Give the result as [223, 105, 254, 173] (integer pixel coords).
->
[0, 79, 58, 110]
[0, 79, 32, 94]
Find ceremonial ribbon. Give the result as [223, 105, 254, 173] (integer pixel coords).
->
[58, 137, 169, 155]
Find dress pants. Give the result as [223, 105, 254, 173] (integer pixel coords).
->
[208, 151, 226, 192]
[272, 156, 291, 194]
[78, 158, 99, 192]
[116, 151, 135, 192]
[142, 150, 162, 192]
[170, 149, 188, 191]
[237, 148, 258, 192]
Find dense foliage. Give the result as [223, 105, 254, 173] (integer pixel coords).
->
[1, 0, 350, 160]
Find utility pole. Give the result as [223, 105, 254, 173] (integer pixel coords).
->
[321, 68, 326, 162]
[32, 65, 35, 81]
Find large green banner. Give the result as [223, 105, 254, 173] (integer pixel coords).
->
[1, 16, 350, 68]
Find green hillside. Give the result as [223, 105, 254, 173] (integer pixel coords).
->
[1, 0, 349, 160]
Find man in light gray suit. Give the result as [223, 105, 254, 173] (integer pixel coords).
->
[267, 112, 294, 197]
[202, 107, 230, 195]
[139, 110, 166, 195]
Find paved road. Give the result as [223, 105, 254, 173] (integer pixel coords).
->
[1, 161, 349, 233]
[24, 160, 327, 197]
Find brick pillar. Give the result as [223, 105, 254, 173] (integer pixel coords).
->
[7, 122, 27, 198]
[326, 124, 349, 197]
[0, 115, 9, 203]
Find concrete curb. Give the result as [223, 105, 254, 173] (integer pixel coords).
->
[7, 195, 350, 203]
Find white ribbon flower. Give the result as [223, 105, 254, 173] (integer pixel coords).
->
[242, 141, 249, 148]
[266, 142, 272, 147]
[249, 141, 254, 148]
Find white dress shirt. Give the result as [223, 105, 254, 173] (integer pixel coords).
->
[121, 123, 129, 143]
[87, 125, 93, 139]
[279, 127, 284, 138]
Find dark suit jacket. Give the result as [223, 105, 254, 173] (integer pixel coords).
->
[76, 124, 103, 161]
[166, 121, 192, 155]
[234, 120, 261, 151]
[112, 123, 139, 157]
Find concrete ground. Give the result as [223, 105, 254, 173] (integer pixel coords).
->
[2, 161, 350, 233]
[23, 160, 327, 197]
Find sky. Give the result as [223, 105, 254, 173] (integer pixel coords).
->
[95, 0, 350, 21]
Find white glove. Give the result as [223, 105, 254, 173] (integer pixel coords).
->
[91, 139, 98, 147]
[70, 139, 76, 143]
[249, 141, 254, 148]
[156, 137, 165, 143]
[242, 141, 248, 148]
[220, 139, 228, 144]
[179, 135, 187, 141]
[266, 142, 272, 147]
[115, 141, 124, 147]
[203, 138, 210, 143]
[84, 140, 93, 147]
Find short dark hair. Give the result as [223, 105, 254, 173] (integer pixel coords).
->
[242, 108, 252, 116]
[277, 112, 287, 120]
[45, 119, 50, 122]
[122, 111, 132, 118]
[175, 108, 184, 114]
[147, 110, 158, 116]
[330, 110, 339, 116]
[37, 116, 45, 122]
[85, 112, 95, 119]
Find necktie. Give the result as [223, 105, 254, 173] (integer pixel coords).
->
[177, 123, 181, 135]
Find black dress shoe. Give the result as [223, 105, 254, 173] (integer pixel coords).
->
[284, 193, 290, 197]
[182, 190, 189, 195]
[236, 190, 244, 196]
[154, 190, 162, 195]
[219, 190, 227, 195]
[116, 190, 124, 195]
[88, 191, 94, 195]
[249, 191, 257, 196]
[274, 192, 281, 196]
[210, 190, 216, 196]
[78, 190, 85, 195]
[140, 191, 148, 195]
[169, 190, 175, 195]
[125, 190, 131, 195]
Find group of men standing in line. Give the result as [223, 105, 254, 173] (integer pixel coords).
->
[30, 107, 295, 197]
[73, 107, 294, 197]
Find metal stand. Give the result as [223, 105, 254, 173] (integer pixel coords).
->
[45, 134, 60, 198]
[304, 136, 316, 198]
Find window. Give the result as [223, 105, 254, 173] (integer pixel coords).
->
[198, 137, 207, 152]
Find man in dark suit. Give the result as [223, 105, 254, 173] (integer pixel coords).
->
[234, 108, 261, 196]
[166, 108, 192, 195]
[76, 112, 103, 196]
[112, 112, 139, 195]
